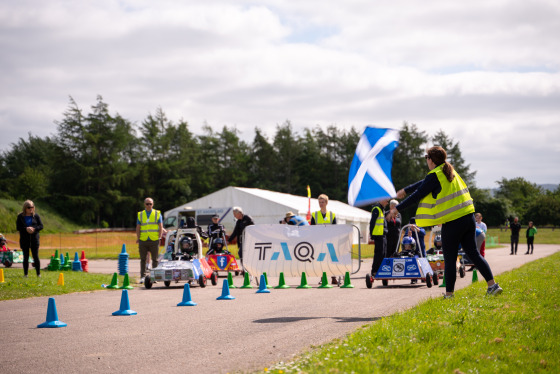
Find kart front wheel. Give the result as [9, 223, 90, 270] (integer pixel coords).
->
[365, 274, 373, 289]
[211, 271, 218, 286]
[199, 274, 207, 288]
[382, 279, 388, 286]
[459, 266, 466, 278]
[144, 276, 153, 289]
[164, 281, 171, 288]
[3, 260, 12, 268]
[426, 274, 433, 288]
[432, 273, 439, 286]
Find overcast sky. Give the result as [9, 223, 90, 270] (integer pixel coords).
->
[1, 0, 559, 189]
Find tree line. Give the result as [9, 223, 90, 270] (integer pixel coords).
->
[1, 96, 558, 229]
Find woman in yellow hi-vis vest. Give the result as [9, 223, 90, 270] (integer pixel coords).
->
[387, 146, 503, 299]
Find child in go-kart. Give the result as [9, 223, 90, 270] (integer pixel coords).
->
[427, 234, 443, 254]
[0, 234, 8, 252]
[177, 236, 197, 260]
[206, 237, 229, 256]
[400, 236, 422, 284]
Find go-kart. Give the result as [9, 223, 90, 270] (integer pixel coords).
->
[366, 224, 437, 288]
[426, 227, 445, 279]
[1, 250, 31, 268]
[144, 228, 218, 289]
[205, 230, 242, 276]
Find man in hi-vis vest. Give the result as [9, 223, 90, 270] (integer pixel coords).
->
[369, 198, 388, 277]
[136, 197, 164, 283]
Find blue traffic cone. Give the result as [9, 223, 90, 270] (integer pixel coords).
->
[217, 279, 235, 300]
[177, 283, 197, 306]
[256, 274, 271, 294]
[37, 298, 67, 328]
[72, 252, 82, 271]
[112, 289, 137, 316]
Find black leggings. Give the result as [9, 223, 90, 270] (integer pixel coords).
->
[442, 213, 493, 293]
[527, 237, 534, 253]
[22, 244, 41, 276]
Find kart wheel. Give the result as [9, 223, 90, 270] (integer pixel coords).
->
[432, 273, 439, 286]
[164, 280, 171, 288]
[459, 266, 466, 278]
[235, 271, 240, 276]
[211, 271, 218, 286]
[3, 260, 12, 268]
[426, 274, 433, 288]
[382, 279, 388, 286]
[365, 274, 373, 289]
[198, 274, 207, 288]
[144, 276, 153, 289]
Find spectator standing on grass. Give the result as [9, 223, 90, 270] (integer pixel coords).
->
[387, 146, 502, 298]
[16, 200, 43, 278]
[475, 213, 487, 257]
[509, 217, 521, 255]
[136, 197, 163, 283]
[228, 207, 254, 263]
[525, 221, 537, 255]
[385, 199, 401, 256]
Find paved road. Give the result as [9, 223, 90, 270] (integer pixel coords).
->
[1, 244, 558, 374]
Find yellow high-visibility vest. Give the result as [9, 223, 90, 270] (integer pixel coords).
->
[138, 210, 161, 241]
[415, 165, 475, 227]
[371, 205, 385, 236]
[312, 210, 335, 224]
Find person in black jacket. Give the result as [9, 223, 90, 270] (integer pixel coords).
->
[16, 200, 43, 277]
[228, 207, 254, 262]
[509, 216, 521, 255]
[385, 199, 402, 256]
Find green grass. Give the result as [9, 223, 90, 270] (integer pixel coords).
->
[262, 252, 560, 373]
[0, 268, 129, 300]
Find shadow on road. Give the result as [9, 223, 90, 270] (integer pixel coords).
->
[254, 316, 380, 324]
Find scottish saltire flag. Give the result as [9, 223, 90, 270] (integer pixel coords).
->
[348, 127, 399, 207]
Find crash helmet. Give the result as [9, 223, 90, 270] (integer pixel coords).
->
[213, 238, 224, 251]
[402, 236, 416, 252]
[180, 236, 193, 252]
[434, 235, 442, 249]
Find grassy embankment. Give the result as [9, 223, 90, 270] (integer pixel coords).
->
[262, 251, 560, 373]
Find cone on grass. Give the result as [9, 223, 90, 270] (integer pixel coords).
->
[177, 283, 197, 306]
[318, 272, 333, 288]
[217, 279, 235, 300]
[297, 272, 312, 289]
[37, 297, 67, 328]
[112, 289, 137, 316]
[472, 269, 478, 283]
[340, 271, 354, 288]
[107, 272, 119, 289]
[274, 272, 290, 289]
[0, 268, 4, 283]
[57, 273, 64, 286]
[256, 274, 271, 294]
[227, 272, 237, 288]
[240, 272, 253, 289]
[439, 272, 446, 288]
[119, 273, 134, 289]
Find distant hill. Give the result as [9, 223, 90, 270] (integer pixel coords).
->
[488, 184, 558, 197]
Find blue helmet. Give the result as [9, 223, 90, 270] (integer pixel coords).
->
[402, 236, 416, 251]
[434, 235, 442, 249]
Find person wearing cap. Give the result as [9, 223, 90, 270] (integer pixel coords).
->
[284, 212, 309, 226]
[207, 214, 226, 239]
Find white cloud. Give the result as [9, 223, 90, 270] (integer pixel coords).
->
[1, 0, 559, 188]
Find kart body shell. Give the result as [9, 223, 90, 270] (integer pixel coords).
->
[205, 230, 241, 275]
[145, 228, 217, 289]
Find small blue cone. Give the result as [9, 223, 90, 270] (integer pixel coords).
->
[177, 283, 197, 306]
[256, 274, 271, 294]
[217, 279, 235, 300]
[37, 298, 67, 328]
[112, 289, 137, 316]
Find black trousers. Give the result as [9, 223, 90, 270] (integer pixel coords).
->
[22, 244, 41, 276]
[511, 236, 519, 254]
[441, 213, 493, 293]
[527, 237, 534, 253]
[371, 236, 386, 276]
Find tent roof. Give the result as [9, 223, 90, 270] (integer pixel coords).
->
[165, 186, 371, 222]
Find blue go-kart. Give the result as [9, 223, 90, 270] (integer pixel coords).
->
[366, 224, 438, 288]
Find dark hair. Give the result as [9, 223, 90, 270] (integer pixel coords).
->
[427, 146, 455, 182]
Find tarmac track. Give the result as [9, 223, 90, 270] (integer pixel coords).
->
[1, 244, 558, 374]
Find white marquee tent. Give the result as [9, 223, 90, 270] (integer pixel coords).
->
[164, 186, 372, 243]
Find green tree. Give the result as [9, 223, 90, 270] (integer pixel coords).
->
[431, 129, 476, 186]
[249, 128, 278, 189]
[273, 121, 301, 194]
[495, 177, 543, 220]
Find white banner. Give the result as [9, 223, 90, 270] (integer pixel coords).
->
[243, 224, 353, 277]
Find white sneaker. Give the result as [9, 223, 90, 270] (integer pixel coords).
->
[139, 278, 144, 284]
[487, 283, 503, 296]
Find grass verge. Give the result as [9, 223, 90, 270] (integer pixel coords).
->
[263, 251, 560, 373]
[0, 269, 126, 300]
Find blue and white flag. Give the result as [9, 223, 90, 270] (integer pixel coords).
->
[347, 127, 399, 207]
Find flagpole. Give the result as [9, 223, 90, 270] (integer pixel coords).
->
[306, 185, 311, 223]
